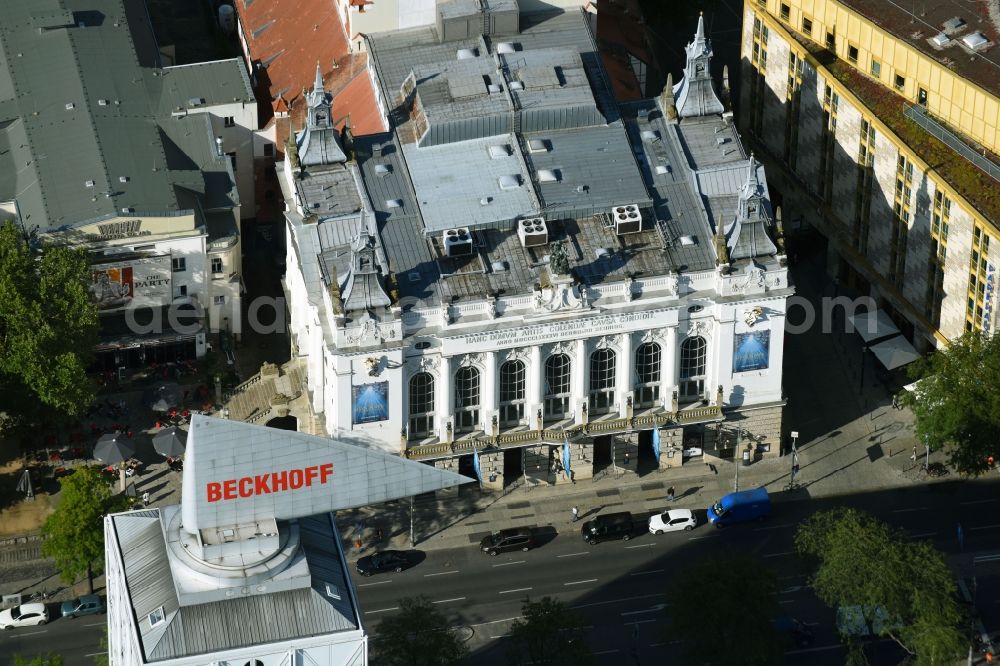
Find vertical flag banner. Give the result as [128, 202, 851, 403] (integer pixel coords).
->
[562, 437, 572, 477]
[652, 428, 661, 460]
[472, 447, 482, 482]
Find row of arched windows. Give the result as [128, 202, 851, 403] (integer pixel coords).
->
[407, 338, 708, 437]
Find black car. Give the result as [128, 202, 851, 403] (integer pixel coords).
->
[480, 528, 534, 556]
[356, 550, 409, 577]
[581, 512, 634, 544]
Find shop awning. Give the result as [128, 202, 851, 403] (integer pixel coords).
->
[869, 335, 921, 370]
[848, 310, 900, 343]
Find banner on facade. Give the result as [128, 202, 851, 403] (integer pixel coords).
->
[89, 255, 171, 311]
[352, 382, 389, 424]
[733, 330, 771, 373]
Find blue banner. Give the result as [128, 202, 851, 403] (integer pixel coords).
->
[733, 331, 771, 373]
[562, 438, 572, 477]
[472, 447, 482, 482]
[351, 382, 389, 424]
[652, 428, 661, 460]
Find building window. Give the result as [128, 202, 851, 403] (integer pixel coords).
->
[894, 74, 905, 91]
[227, 152, 237, 172]
[779, 3, 790, 21]
[801, 16, 812, 35]
[263, 143, 274, 157]
[223, 116, 235, 128]
[454, 367, 480, 433]
[757, 0, 766, 6]
[679, 336, 707, 400]
[213, 295, 225, 305]
[634, 342, 661, 408]
[408, 373, 434, 437]
[544, 353, 571, 421]
[825, 31, 835, 50]
[870, 59, 881, 78]
[211, 257, 224, 274]
[847, 45, 858, 64]
[498, 360, 526, 426]
[588, 349, 616, 415]
[918, 87, 928, 106]
[148, 607, 165, 628]
[174, 284, 187, 298]
[172, 257, 186, 272]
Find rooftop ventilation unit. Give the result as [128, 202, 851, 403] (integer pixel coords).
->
[612, 205, 642, 235]
[442, 227, 474, 257]
[930, 32, 952, 48]
[962, 31, 989, 51]
[497, 42, 517, 54]
[456, 48, 478, 60]
[942, 17, 966, 34]
[517, 217, 549, 248]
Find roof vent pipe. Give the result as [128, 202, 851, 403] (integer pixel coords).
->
[215, 136, 224, 158]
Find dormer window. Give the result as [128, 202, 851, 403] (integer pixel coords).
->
[148, 606, 165, 628]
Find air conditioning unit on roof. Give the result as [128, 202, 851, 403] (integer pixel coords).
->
[517, 217, 548, 248]
[612, 204, 642, 235]
[442, 227, 474, 257]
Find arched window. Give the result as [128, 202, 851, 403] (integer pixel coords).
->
[544, 354, 572, 420]
[634, 342, 661, 407]
[408, 373, 435, 437]
[588, 349, 616, 414]
[680, 336, 707, 400]
[498, 360, 526, 426]
[454, 367, 480, 433]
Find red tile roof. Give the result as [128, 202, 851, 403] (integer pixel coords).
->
[238, 0, 384, 134]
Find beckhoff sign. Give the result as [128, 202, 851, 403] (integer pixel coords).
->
[206, 462, 334, 502]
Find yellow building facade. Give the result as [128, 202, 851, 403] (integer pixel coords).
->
[741, 0, 1000, 346]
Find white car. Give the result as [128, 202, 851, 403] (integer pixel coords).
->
[648, 508, 697, 534]
[0, 603, 50, 629]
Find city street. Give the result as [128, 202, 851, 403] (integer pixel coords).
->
[5, 479, 997, 665]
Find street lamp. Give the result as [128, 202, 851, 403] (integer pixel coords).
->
[859, 345, 868, 392]
[789, 430, 800, 487]
[924, 433, 930, 472]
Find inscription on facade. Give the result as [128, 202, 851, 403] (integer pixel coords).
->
[459, 312, 657, 350]
[95, 219, 149, 239]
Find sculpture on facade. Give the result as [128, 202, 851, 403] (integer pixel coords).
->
[549, 240, 570, 276]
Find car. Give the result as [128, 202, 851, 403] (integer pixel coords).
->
[648, 508, 697, 534]
[581, 512, 634, 545]
[356, 550, 410, 577]
[480, 528, 534, 556]
[707, 486, 771, 528]
[61, 595, 106, 619]
[0, 603, 49, 630]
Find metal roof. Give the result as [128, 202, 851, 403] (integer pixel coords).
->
[0, 0, 251, 230]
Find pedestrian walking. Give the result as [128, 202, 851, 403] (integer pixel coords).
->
[571, 506, 579, 522]
[667, 486, 676, 502]
[910, 446, 917, 461]
[142, 491, 150, 506]
[891, 393, 899, 409]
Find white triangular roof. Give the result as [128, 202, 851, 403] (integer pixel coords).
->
[181, 415, 471, 531]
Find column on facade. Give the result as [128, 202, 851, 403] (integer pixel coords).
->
[573, 338, 588, 422]
[482, 351, 497, 433]
[617, 331, 632, 418]
[438, 356, 452, 440]
[664, 326, 678, 410]
[528, 345, 543, 427]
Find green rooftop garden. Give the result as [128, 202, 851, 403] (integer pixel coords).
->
[795, 35, 1000, 224]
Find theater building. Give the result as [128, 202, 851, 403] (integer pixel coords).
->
[104, 415, 467, 665]
[281, 5, 793, 487]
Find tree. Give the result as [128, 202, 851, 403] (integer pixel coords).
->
[901, 332, 1000, 475]
[14, 656, 63, 666]
[506, 597, 593, 666]
[0, 221, 98, 425]
[41, 466, 128, 593]
[370, 596, 468, 666]
[795, 508, 966, 664]
[663, 553, 784, 665]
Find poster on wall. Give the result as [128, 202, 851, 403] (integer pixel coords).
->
[89, 255, 171, 311]
[733, 330, 771, 372]
[352, 382, 389, 424]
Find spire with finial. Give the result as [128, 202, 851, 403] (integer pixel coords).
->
[725, 154, 778, 260]
[313, 61, 324, 96]
[673, 13, 724, 118]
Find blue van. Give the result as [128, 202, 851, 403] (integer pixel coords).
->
[707, 487, 771, 528]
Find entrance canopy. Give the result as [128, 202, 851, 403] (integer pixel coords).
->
[869, 335, 920, 370]
[848, 310, 900, 343]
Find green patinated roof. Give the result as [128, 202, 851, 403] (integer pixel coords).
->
[0, 0, 253, 231]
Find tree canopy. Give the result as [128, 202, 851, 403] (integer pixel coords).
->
[795, 508, 966, 664]
[14, 655, 63, 666]
[0, 222, 98, 425]
[506, 597, 593, 666]
[370, 596, 468, 666]
[663, 553, 784, 665]
[902, 332, 1000, 475]
[41, 466, 128, 593]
